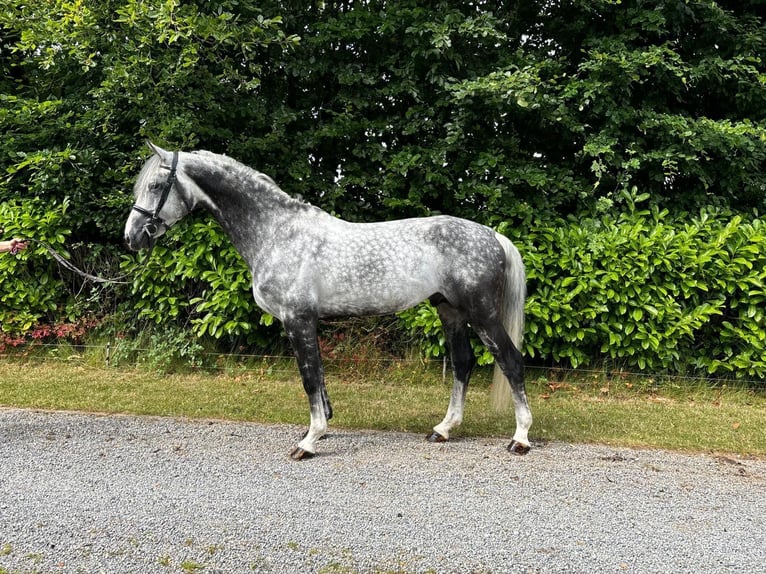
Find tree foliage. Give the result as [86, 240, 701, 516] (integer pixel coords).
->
[1, 0, 765, 376]
[449, 1, 766, 216]
[1, 0, 297, 238]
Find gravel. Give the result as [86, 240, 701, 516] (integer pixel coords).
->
[0, 408, 764, 574]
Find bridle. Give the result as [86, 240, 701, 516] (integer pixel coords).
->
[131, 151, 179, 239]
[14, 151, 181, 285]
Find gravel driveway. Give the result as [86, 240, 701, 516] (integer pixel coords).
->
[0, 408, 764, 574]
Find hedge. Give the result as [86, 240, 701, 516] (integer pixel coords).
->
[2, 202, 765, 379]
[403, 204, 766, 378]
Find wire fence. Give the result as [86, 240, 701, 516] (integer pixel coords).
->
[2, 340, 448, 379]
[3, 340, 765, 391]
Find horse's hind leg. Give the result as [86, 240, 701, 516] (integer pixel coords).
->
[284, 312, 329, 460]
[428, 302, 476, 443]
[474, 320, 532, 454]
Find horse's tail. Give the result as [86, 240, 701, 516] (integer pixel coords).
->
[489, 232, 526, 411]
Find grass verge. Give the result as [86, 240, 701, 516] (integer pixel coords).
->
[1, 356, 764, 456]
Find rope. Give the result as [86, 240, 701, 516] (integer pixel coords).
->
[26, 238, 135, 285]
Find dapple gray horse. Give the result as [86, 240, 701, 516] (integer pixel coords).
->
[124, 142, 531, 459]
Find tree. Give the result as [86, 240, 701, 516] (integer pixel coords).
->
[0, 0, 297, 240]
[1, 0, 296, 340]
[227, 1, 765, 225]
[2, 0, 765, 374]
[452, 0, 766, 215]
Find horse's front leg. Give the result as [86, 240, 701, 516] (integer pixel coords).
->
[284, 313, 329, 460]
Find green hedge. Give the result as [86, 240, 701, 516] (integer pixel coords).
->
[0, 199, 73, 334]
[518, 207, 766, 377]
[121, 203, 765, 379]
[4, 201, 766, 379]
[120, 217, 279, 349]
[402, 205, 766, 379]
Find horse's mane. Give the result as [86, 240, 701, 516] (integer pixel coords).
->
[191, 150, 309, 209]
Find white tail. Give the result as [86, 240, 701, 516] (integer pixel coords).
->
[489, 233, 526, 411]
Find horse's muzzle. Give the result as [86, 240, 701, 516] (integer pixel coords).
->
[124, 229, 154, 252]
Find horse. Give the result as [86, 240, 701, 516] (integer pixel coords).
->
[124, 142, 532, 460]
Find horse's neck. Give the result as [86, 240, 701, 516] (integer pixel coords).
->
[186, 154, 305, 262]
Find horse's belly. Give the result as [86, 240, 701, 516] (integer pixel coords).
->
[316, 270, 438, 317]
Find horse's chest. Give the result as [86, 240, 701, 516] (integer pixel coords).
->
[248, 247, 324, 316]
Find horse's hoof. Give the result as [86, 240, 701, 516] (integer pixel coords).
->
[507, 440, 531, 455]
[290, 447, 315, 461]
[426, 431, 448, 443]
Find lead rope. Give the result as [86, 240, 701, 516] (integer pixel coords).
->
[9, 151, 176, 284]
[21, 238, 152, 285]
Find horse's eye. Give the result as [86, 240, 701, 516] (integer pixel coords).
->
[149, 182, 163, 192]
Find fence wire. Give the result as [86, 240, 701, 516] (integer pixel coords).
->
[2, 341, 764, 390]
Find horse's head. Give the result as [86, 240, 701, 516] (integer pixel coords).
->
[124, 141, 193, 251]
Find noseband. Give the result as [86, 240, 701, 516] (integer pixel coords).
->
[131, 151, 179, 238]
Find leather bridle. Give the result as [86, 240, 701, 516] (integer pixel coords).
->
[131, 151, 179, 239]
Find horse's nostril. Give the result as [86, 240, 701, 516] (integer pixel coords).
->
[125, 234, 139, 252]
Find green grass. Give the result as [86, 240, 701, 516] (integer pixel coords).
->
[1, 356, 765, 456]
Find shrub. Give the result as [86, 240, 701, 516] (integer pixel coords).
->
[6, 197, 765, 379]
[0, 199, 73, 334]
[400, 204, 766, 379]
[0, 317, 101, 354]
[107, 325, 207, 374]
[516, 205, 766, 378]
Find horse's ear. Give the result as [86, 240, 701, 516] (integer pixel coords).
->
[145, 140, 173, 163]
